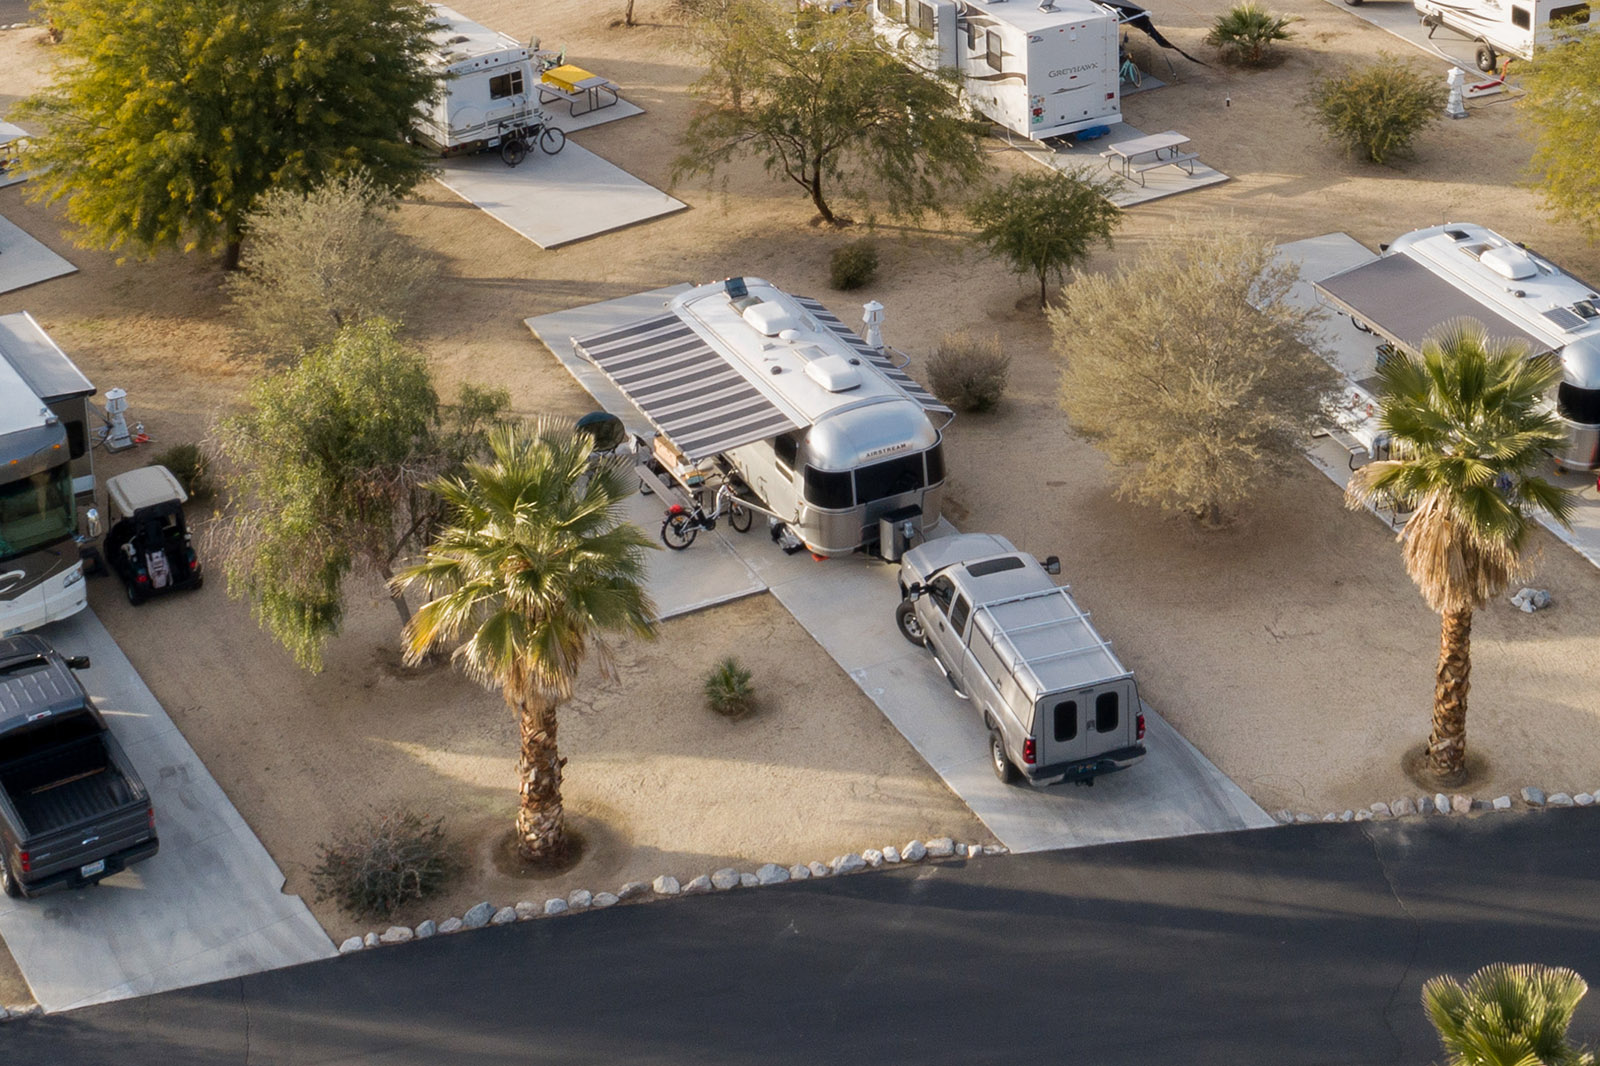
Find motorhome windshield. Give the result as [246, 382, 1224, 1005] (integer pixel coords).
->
[0, 464, 75, 563]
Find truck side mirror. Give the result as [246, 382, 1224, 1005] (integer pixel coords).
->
[65, 655, 91, 670]
[905, 582, 925, 599]
[86, 507, 102, 539]
[1043, 555, 1061, 575]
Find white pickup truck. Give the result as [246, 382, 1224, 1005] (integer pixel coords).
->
[895, 534, 1146, 787]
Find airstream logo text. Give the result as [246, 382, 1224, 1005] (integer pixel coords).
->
[862, 442, 912, 460]
[1049, 63, 1098, 76]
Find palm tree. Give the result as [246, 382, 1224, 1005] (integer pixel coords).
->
[393, 419, 657, 862]
[1346, 319, 1574, 782]
[1423, 963, 1595, 1066]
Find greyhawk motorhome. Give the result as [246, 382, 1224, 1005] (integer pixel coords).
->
[1315, 222, 1600, 472]
[572, 278, 952, 558]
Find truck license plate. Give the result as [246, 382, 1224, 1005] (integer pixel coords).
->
[80, 859, 105, 878]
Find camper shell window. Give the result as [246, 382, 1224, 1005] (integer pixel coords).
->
[489, 71, 525, 99]
[803, 466, 854, 509]
[1558, 383, 1600, 425]
[856, 453, 925, 504]
[1512, 5, 1531, 27]
[1054, 700, 1078, 742]
[985, 30, 1003, 71]
[1095, 692, 1119, 732]
[1550, 2, 1590, 22]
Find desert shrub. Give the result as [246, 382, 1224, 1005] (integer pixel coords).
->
[310, 809, 458, 919]
[152, 443, 212, 501]
[829, 239, 879, 290]
[927, 331, 1010, 413]
[1205, 2, 1297, 66]
[704, 657, 755, 717]
[1303, 55, 1448, 164]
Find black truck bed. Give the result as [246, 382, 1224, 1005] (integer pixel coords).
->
[1, 733, 135, 837]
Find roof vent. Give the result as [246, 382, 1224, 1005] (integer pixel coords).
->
[1481, 245, 1537, 281]
[1445, 228, 1472, 241]
[804, 355, 862, 392]
[742, 301, 801, 337]
[446, 34, 469, 44]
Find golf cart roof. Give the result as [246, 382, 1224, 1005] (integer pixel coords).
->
[106, 465, 187, 516]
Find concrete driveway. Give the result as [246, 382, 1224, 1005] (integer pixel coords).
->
[0, 609, 333, 1012]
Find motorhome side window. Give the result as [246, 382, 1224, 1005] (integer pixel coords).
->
[1557, 383, 1600, 425]
[489, 71, 524, 99]
[64, 419, 86, 459]
[855, 453, 925, 504]
[1095, 692, 1119, 732]
[965, 21, 977, 50]
[1512, 5, 1531, 27]
[916, 1, 936, 32]
[803, 466, 854, 509]
[985, 31, 1003, 71]
[773, 434, 800, 472]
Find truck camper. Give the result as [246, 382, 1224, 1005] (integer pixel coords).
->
[572, 278, 952, 558]
[1315, 222, 1600, 472]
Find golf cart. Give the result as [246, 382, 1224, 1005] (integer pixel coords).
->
[103, 466, 202, 605]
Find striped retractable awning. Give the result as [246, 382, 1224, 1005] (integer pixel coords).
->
[791, 296, 953, 417]
[573, 313, 802, 461]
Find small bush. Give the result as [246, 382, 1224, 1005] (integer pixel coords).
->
[310, 809, 458, 920]
[1303, 54, 1448, 165]
[1205, 2, 1297, 66]
[704, 657, 755, 717]
[829, 240, 879, 291]
[152, 443, 213, 501]
[927, 331, 1010, 413]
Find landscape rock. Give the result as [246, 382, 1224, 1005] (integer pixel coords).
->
[1418, 796, 1433, 815]
[1433, 793, 1450, 815]
[831, 853, 867, 874]
[1369, 802, 1391, 817]
[1392, 798, 1416, 816]
[544, 898, 569, 917]
[618, 881, 650, 901]
[982, 844, 1008, 855]
[653, 875, 681, 896]
[592, 892, 619, 909]
[966, 844, 983, 858]
[439, 917, 464, 934]
[1338, 810, 1354, 822]
[491, 907, 517, 925]
[883, 846, 902, 863]
[567, 889, 593, 911]
[1354, 809, 1373, 821]
[862, 849, 884, 868]
[379, 925, 414, 944]
[415, 920, 437, 939]
[1576, 793, 1595, 807]
[808, 861, 831, 878]
[1294, 813, 1317, 824]
[712, 868, 741, 890]
[364, 932, 380, 948]
[1548, 792, 1575, 807]
[1522, 787, 1546, 807]
[1509, 587, 1551, 612]
[1321, 813, 1337, 822]
[740, 873, 759, 888]
[462, 902, 495, 929]
[756, 863, 789, 885]
[339, 937, 364, 954]
[901, 840, 927, 862]
[790, 863, 811, 880]
[1451, 794, 1472, 815]
[926, 837, 955, 857]
[683, 875, 713, 896]
[1493, 795, 1513, 810]
[514, 901, 537, 920]
[1273, 809, 1293, 825]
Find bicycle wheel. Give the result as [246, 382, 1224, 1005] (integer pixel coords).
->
[500, 137, 527, 167]
[728, 500, 753, 533]
[540, 126, 566, 155]
[661, 513, 698, 550]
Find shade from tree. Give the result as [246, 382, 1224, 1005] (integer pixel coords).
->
[967, 169, 1122, 309]
[1517, 31, 1600, 240]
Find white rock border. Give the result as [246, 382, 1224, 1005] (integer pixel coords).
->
[337, 835, 1009, 953]
[1269, 785, 1600, 826]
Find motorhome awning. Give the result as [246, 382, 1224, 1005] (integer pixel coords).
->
[573, 314, 803, 461]
[1315, 255, 1550, 356]
[790, 296, 953, 417]
[0, 312, 94, 402]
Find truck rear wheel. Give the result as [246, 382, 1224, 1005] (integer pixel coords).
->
[988, 729, 1019, 784]
[895, 600, 925, 646]
[1, 857, 21, 899]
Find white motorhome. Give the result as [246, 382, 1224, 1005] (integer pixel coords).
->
[1315, 222, 1600, 472]
[572, 278, 952, 557]
[1411, 0, 1591, 70]
[0, 312, 97, 636]
[414, 5, 553, 160]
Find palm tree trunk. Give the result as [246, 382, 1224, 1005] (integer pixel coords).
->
[1427, 607, 1472, 778]
[514, 692, 568, 861]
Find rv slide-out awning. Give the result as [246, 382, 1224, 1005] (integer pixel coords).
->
[1315, 255, 1550, 356]
[790, 296, 953, 418]
[574, 314, 803, 462]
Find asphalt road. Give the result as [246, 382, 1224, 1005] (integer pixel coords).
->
[7, 811, 1600, 1065]
[0, 0, 34, 26]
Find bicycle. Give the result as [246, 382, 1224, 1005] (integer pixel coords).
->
[660, 484, 754, 550]
[498, 110, 566, 167]
[1118, 54, 1142, 89]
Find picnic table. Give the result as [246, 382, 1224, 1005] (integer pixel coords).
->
[539, 64, 619, 117]
[0, 121, 28, 180]
[1101, 130, 1200, 186]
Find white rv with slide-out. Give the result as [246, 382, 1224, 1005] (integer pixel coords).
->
[414, 5, 563, 161]
[1406, 0, 1592, 71]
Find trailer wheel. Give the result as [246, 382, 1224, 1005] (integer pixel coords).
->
[895, 600, 926, 646]
[1, 857, 21, 899]
[988, 729, 1019, 784]
[1475, 41, 1497, 72]
[661, 513, 697, 550]
[728, 500, 753, 533]
[1342, 0, 1362, 6]
[500, 137, 528, 167]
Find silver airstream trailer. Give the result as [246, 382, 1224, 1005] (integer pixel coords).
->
[573, 277, 952, 557]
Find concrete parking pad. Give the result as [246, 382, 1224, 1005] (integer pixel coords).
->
[0, 609, 333, 1012]
[435, 145, 686, 249]
[547, 96, 644, 135]
[0, 214, 75, 294]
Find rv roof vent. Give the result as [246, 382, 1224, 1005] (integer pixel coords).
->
[1445, 228, 1472, 241]
[804, 354, 862, 392]
[446, 34, 469, 44]
[1481, 245, 1538, 280]
[742, 301, 801, 337]
[1573, 300, 1599, 320]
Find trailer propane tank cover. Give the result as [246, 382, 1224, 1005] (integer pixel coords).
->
[863, 301, 885, 350]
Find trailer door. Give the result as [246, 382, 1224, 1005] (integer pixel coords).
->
[1037, 691, 1089, 768]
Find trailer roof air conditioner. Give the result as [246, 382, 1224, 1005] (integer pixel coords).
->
[1480, 245, 1538, 281]
[804, 354, 862, 393]
[742, 301, 801, 336]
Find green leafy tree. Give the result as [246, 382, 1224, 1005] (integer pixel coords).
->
[226, 172, 431, 356]
[1424, 963, 1595, 1066]
[968, 170, 1122, 308]
[1205, 2, 1297, 66]
[1345, 321, 1574, 782]
[394, 420, 657, 862]
[1302, 54, 1447, 165]
[217, 320, 509, 671]
[1518, 31, 1600, 240]
[1051, 229, 1339, 526]
[676, 3, 985, 225]
[14, 0, 439, 269]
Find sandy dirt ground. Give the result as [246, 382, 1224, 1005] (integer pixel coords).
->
[1, 0, 1599, 983]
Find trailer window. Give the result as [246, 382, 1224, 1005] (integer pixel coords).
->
[773, 433, 800, 472]
[916, 1, 936, 32]
[1558, 383, 1600, 425]
[966, 20, 977, 50]
[1053, 701, 1078, 742]
[803, 466, 854, 509]
[949, 594, 970, 634]
[985, 30, 1003, 71]
[924, 441, 945, 485]
[1550, 2, 1590, 22]
[1512, 5, 1531, 27]
[489, 71, 525, 99]
[1095, 692, 1119, 732]
[855, 453, 925, 504]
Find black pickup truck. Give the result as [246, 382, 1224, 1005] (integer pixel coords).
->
[0, 634, 158, 898]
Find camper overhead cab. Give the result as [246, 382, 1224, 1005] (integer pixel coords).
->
[1410, 0, 1592, 71]
[573, 278, 952, 558]
[415, 5, 546, 158]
